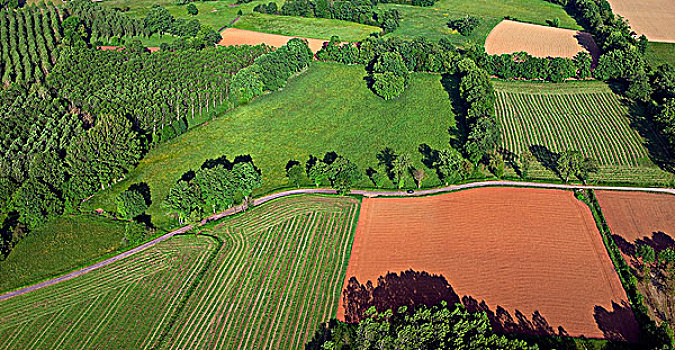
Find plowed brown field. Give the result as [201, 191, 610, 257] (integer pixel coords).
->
[606, 0, 675, 43]
[339, 187, 638, 341]
[596, 191, 675, 245]
[485, 20, 600, 59]
[218, 28, 328, 53]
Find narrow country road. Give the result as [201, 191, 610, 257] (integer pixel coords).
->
[0, 180, 672, 302]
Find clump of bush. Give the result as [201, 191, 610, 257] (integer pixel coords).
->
[447, 15, 480, 36]
[369, 52, 408, 100]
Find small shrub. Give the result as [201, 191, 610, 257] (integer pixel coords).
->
[447, 16, 480, 36]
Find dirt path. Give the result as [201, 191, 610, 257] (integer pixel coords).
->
[98, 46, 161, 53]
[218, 27, 329, 53]
[0, 181, 672, 301]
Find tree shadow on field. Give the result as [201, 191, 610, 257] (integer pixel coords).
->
[128, 182, 152, 207]
[341, 270, 641, 344]
[620, 98, 673, 172]
[376, 147, 398, 180]
[573, 32, 601, 63]
[613, 231, 675, 267]
[594, 301, 640, 342]
[529, 145, 560, 177]
[440, 74, 468, 146]
[343, 270, 559, 338]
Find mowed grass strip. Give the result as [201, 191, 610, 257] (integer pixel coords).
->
[159, 195, 359, 350]
[84, 62, 454, 229]
[494, 80, 673, 184]
[0, 235, 217, 350]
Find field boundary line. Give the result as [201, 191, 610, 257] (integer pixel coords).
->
[1, 181, 673, 302]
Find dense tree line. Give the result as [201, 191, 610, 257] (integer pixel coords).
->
[164, 159, 262, 224]
[230, 38, 313, 105]
[66, 0, 146, 40]
[0, 6, 61, 85]
[48, 44, 270, 144]
[317, 35, 457, 72]
[308, 302, 537, 349]
[456, 58, 501, 165]
[479, 51, 591, 82]
[254, 0, 401, 33]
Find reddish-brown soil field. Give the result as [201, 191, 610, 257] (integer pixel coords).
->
[485, 20, 600, 59]
[596, 191, 675, 329]
[218, 28, 328, 53]
[98, 46, 160, 53]
[339, 187, 638, 341]
[596, 191, 675, 246]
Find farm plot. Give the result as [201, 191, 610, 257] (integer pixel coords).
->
[340, 187, 638, 341]
[596, 191, 675, 329]
[485, 20, 599, 59]
[160, 195, 360, 350]
[494, 82, 672, 184]
[606, 0, 675, 43]
[219, 28, 331, 53]
[0, 235, 216, 350]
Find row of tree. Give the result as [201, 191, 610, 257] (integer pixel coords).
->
[479, 51, 593, 82]
[317, 35, 457, 73]
[255, 0, 401, 33]
[0, 6, 61, 85]
[48, 44, 270, 144]
[230, 38, 313, 105]
[163, 159, 262, 224]
[308, 302, 537, 349]
[66, 0, 221, 46]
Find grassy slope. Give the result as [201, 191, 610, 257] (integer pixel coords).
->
[645, 42, 675, 68]
[381, 0, 580, 45]
[0, 215, 128, 292]
[83, 62, 456, 229]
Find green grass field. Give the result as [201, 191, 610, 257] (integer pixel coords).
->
[160, 195, 359, 349]
[83, 62, 456, 229]
[494, 80, 673, 185]
[381, 0, 580, 45]
[645, 42, 675, 68]
[0, 234, 217, 349]
[0, 215, 131, 293]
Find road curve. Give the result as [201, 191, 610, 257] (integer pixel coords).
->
[0, 180, 672, 301]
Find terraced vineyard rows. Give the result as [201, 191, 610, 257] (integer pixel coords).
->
[0, 235, 216, 350]
[496, 90, 649, 167]
[160, 195, 360, 350]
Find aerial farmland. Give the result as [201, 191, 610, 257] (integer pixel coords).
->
[0, 0, 673, 348]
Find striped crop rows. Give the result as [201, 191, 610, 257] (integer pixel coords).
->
[159, 195, 360, 350]
[0, 235, 216, 350]
[496, 90, 649, 167]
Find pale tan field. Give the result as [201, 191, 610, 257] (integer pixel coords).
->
[218, 27, 328, 53]
[607, 0, 675, 43]
[485, 20, 600, 59]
